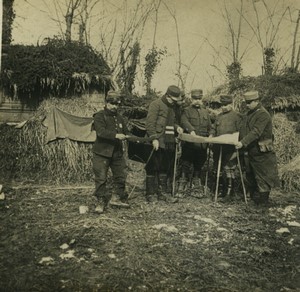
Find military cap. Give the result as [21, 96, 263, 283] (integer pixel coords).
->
[191, 89, 203, 99]
[166, 85, 181, 101]
[105, 91, 121, 104]
[220, 94, 233, 105]
[243, 91, 259, 101]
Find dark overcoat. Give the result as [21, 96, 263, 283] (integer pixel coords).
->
[146, 96, 179, 149]
[240, 104, 279, 189]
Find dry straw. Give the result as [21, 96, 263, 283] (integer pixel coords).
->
[273, 113, 300, 191]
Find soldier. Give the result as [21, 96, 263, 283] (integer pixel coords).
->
[235, 91, 279, 206]
[212, 94, 242, 200]
[145, 85, 183, 203]
[178, 89, 212, 197]
[92, 91, 129, 214]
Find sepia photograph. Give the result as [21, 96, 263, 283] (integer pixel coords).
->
[0, 0, 300, 291]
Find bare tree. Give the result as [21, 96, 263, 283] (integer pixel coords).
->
[163, 1, 184, 90]
[64, 0, 82, 41]
[290, 9, 300, 71]
[242, 0, 290, 75]
[96, 0, 155, 91]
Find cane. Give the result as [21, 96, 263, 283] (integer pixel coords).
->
[172, 140, 180, 197]
[204, 146, 211, 197]
[214, 145, 222, 203]
[236, 149, 247, 204]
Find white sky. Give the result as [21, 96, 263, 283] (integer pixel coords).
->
[11, 0, 300, 95]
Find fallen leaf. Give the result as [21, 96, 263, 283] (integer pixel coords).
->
[39, 256, 54, 265]
[59, 250, 75, 259]
[286, 221, 300, 227]
[60, 243, 69, 250]
[108, 253, 116, 259]
[276, 227, 290, 234]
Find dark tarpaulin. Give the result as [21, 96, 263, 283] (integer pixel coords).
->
[43, 107, 96, 143]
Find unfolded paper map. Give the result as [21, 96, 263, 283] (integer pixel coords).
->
[178, 132, 239, 145]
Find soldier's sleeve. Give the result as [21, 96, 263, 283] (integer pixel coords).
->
[181, 109, 194, 133]
[240, 111, 270, 147]
[146, 101, 159, 138]
[93, 112, 116, 140]
[210, 115, 217, 137]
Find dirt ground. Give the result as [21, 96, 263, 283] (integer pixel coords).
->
[0, 161, 300, 292]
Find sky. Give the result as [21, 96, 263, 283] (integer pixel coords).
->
[10, 0, 300, 95]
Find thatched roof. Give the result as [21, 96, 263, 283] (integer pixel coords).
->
[271, 96, 300, 110]
[1, 39, 112, 100]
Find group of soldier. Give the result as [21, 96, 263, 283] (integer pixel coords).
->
[92, 85, 279, 214]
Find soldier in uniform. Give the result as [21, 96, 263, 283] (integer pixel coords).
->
[92, 91, 129, 214]
[235, 91, 279, 206]
[178, 89, 212, 197]
[212, 94, 242, 200]
[145, 85, 183, 203]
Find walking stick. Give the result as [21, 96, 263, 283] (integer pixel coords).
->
[204, 146, 211, 197]
[236, 149, 247, 204]
[214, 145, 222, 203]
[172, 140, 180, 197]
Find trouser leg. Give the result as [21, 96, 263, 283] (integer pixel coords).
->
[93, 153, 110, 205]
[110, 152, 127, 201]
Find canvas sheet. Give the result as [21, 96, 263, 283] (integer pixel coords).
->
[43, 107, 96, 143]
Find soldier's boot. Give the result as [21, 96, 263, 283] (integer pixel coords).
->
[95, 197, 108, 214]
[251, 191, 261, 205]
[222, 178, 234, 202]
[158, 174, 178, 203]
[145, 175, 158, 203]
[215, 176, 226, 198]
[176, 173, 188, 197]
[191, 172, 204, 198]
[258, 192, 270, 207]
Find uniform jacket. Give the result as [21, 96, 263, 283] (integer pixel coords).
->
[240, 103, 279, 189]
[181, 105, 212, 136]
[213, 109, 242, 136]
[93, 108, 129, 157]
[240, 104, 273, 149]
[146, 96, 179, 149]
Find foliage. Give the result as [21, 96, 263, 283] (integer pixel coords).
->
[144, 47, 167, 94]
[222, 73, 300, 110]
[1, 38, 111, 103]
[271, 96, 300, 111]
[264, 47, 275, 76]
[2, 0, 15, 44]
[226, 61, 242, 81]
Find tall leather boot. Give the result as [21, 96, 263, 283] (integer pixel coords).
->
[217, 176, 226, 198]
[158, 174, 178, 203]
[222, 177, 234, 203]
[258, 192, 270, 207]
[191, 171, 205, 198]
[177, 173, 188, 197]
[146, 175, 157, 203]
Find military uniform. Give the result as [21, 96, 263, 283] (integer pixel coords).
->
[212, 95, 242, 198]
[92, 92, 129, 212]
[145, 85, 182, 202]
[238, 91, 279, 205]
[179, 89, 212, 195]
